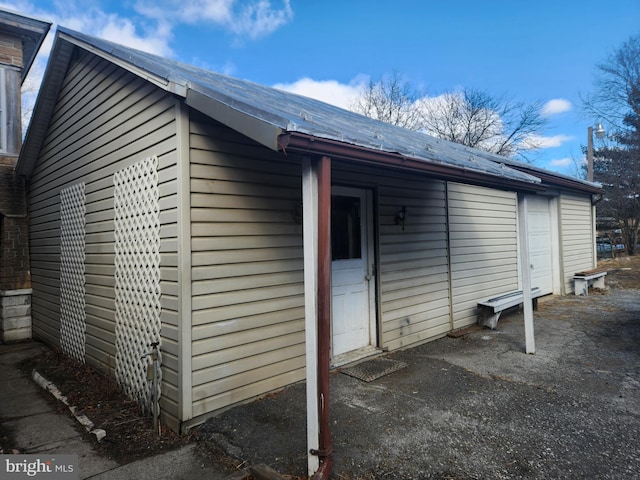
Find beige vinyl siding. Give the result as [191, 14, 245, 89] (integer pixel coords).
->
[26, 51, 181, 424]
[188, 112, 306, 418]
[560, 193, 595, 293]
[331, 163, 451, 351]
[378, 179, 450, 350]
[448, 183, 518, 329]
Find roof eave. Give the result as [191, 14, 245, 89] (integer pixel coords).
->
[496, 158, 603, 195]
[57, 29, 187, 97]
[16, 34, 74, 177]
[185, 88, 283, 151]
[0, 9, 51, 83]
[280, 132, 545, 193]
[17, 30, 189, 178]
[512, 166, 603, 194]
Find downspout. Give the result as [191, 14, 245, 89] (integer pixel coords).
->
[557, 196, 566, 295]
[312, 155, 333, 479]
[591, 193, 603, 267]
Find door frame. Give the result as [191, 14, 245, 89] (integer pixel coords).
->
[519, 194, 561, 296]
[331, 185, 378, 360]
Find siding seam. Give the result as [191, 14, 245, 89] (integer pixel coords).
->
[445, 182, 454, 331]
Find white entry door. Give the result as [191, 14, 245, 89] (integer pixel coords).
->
[527, 195, 554, 295]
[331, 187, 375, 358]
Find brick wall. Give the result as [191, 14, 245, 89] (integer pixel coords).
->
[0, 24, 37, 341]
[0, 165, 30, 291]
[0, 32, 23, 68]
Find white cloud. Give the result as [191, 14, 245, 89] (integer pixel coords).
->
[5, 1, 293, 130]
[549, 157, 573, 167]
[89, 13, 174, 56]
[138, 0, 236, 24]
[273, 76, 367, 110]
[0, 1, 175, 56]
[542, 98, 572, 116]
[4, 1, 293, 59]
[522, 133, 573, 149]
[228, 0, 293, 39]
[134, 0, 293, 40]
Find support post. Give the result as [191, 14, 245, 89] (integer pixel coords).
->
[302, 158, 320, 476]
[518, 194, 535, 354]
[313, 156, 333, 479]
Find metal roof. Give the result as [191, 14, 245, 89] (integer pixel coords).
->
[20, 26, 589, 192]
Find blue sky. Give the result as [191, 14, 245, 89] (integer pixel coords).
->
[5, 0, 640, 176]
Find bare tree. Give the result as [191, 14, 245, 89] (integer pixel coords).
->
[593, 145, 640, 255]
[418, 89, 545, 159]
[583, 34, 640, 255]
[351, 75, 546, 161]
[21, 60, 45, 135]
[349, 71, 423, 130]
[582, 35, 640, 132]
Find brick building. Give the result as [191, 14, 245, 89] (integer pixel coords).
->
[0, 9, 50, 342]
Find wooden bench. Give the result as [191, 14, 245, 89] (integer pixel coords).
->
[477, 287, 542, 329]
[573, 268, 607, 296]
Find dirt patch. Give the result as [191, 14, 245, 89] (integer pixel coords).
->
[19, 349, 190, 464]
[17, 348, 253, 476]
[598, 255, 640, 290]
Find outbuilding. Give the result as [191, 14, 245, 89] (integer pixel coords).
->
[17, 27, 601, 474]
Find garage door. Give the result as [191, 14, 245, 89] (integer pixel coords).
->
[527, 196, 554, 295]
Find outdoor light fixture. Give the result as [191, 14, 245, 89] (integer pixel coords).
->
[395, 206, 407, 231]
[587, 122, 606, 182]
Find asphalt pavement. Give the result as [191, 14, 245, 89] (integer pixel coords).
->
[2, 288, 639, 479]
[201, 289, 640, 479]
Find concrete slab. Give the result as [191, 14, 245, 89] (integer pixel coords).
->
[34, 439, 120, 479]
[0, 373, 42, 394]
[0, 364, 30, 381]
[0, 342, 46, 365]
[4, 412, 83, 453]
[0, 380, 52, 417]
[90, 445, 227, 480]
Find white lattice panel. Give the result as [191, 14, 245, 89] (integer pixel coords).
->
[59, 183, 86, 363]
[113, 156, 162, 409]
